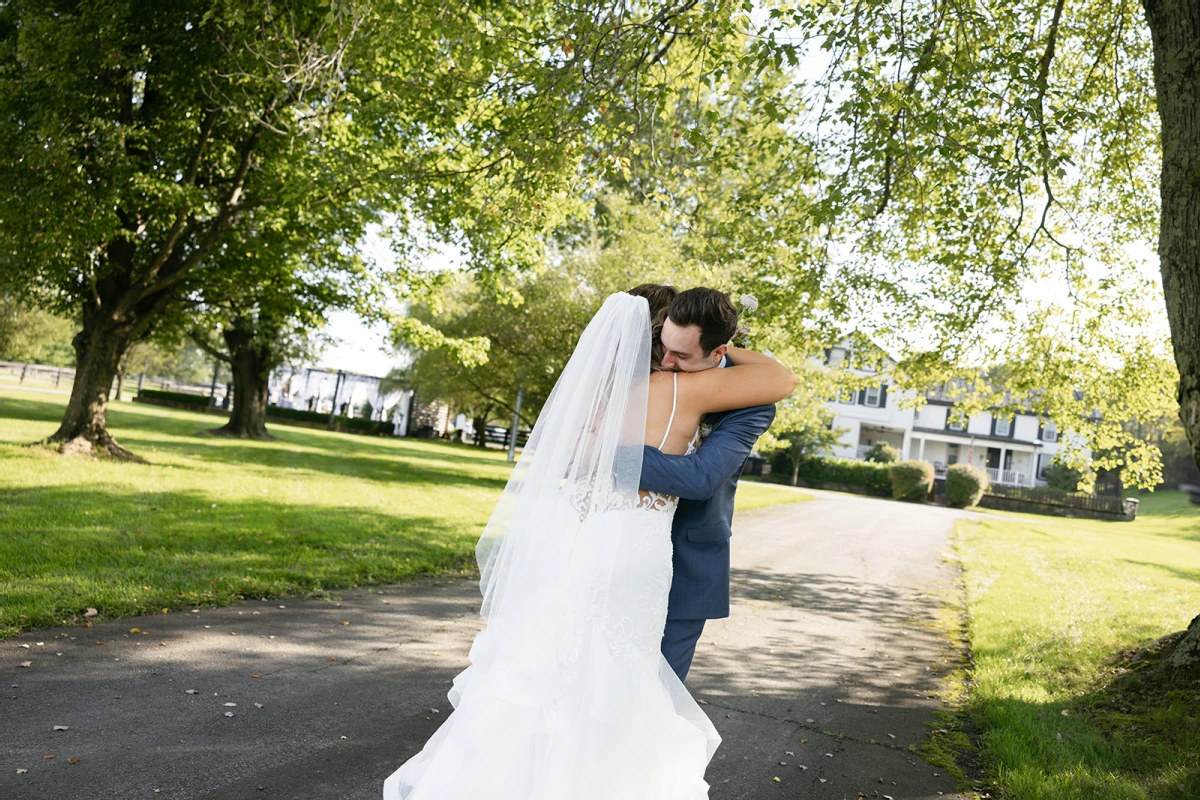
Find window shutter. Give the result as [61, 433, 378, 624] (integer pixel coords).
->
[857, 390, 866, 406]
[879, 384, 888, 408]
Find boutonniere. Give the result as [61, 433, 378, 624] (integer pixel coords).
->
[698, 421, 714, 443]
[734, 293, 757, 347]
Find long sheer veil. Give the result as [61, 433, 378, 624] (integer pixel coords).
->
[444, 292, 652, 696]
[476, 290, 650, 616]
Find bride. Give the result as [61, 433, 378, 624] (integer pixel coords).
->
[383, 290, 797, 799]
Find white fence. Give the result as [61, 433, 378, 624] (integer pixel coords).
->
[0, 360, 221, 402]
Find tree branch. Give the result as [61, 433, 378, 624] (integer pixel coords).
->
[191, 330, 233, 364]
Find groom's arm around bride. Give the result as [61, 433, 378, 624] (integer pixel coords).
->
[641, 357, 778, 683]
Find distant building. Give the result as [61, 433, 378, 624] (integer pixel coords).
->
[822, 343, 1086, 488]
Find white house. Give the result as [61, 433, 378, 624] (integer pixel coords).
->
[821, 344, 1085, 488]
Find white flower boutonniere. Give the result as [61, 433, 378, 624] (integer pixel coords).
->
[698, 422, 714, 443]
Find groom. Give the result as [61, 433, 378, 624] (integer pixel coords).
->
[639, 287, 777, 682]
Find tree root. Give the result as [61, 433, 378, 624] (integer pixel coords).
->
[41, 433, 147, 463]
[203, 424, 274, 441]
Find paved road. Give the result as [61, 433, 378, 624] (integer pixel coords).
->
[3, 489, 975, 799]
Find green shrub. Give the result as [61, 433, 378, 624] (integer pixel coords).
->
[266, 405, 390, 435]
[137, 388, 211, 407]
[865, 442, 900, 463]
[889, 460, 935, 502]
[1045, 462, 1088, 493]
[266, 405, 329, 424]
[769, 452, 892, 494]
[945, 463, 989, 508]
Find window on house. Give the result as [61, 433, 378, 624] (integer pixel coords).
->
[839, 389, 855, 404]
[995, 416, 1012, 437]
[947, 415, 965, 431]
[864, 385, 882, 407]
[1037, 453, 1053, 479]
[1041, 420, 1058, 442]
[947, 443, 960, 465]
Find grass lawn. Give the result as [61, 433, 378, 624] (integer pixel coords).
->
[0, 389, 809, 639]
[956, 490, 1200, 798]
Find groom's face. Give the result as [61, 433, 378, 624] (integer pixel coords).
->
[660, 318, 726, 372]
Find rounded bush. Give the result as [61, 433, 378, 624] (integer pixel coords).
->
[945, 463, 989, 508]
[889, 460, 935, 502]
[866, 442, 900, 463]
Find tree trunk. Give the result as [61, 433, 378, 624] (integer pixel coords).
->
[791, 457, 801, 487]
[1144, 0, 1200, 659]
[474, 415, 489, 447]
[46, 312, 142, 461]
[210, 321, 271, 440]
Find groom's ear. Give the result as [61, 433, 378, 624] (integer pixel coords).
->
[709, 343, 729, 365]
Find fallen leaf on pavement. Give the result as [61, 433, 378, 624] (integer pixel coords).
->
[52, 726, 68, 731]
[18, 661, 31, 668]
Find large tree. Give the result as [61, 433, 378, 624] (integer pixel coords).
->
[405, 192, 712, 434]
[710, 0, 1187, 487]
[187, 209, 366, 439]
[0, 0, 737, 459]
[739, 0, 1200, 699]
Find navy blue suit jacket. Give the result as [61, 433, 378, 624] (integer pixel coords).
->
[640, 402, 776, 620]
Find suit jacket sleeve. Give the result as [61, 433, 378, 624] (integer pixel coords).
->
[639, 404, 776, 501]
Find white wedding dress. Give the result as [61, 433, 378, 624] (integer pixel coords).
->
[383, 295, 720, 799]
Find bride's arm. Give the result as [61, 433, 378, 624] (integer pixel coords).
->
[680, 347, 797, 414]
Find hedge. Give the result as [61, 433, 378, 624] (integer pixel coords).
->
[945, 463, 989, 508]
[138, 388, 211, 407]
[268, 405, 391, 434]
[889, 460, 935, 502]
[266, 405, 333, 424]
[769, 452, 893, 494]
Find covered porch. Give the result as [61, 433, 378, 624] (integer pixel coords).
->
[907, 435, 1038, 487]
[853, 423, 907, 460]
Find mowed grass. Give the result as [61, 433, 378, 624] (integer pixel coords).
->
[0, 389, 808, 639]
[957, 490, 1200, 798]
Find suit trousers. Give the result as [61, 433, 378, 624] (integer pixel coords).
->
[660, 617, 707, 682]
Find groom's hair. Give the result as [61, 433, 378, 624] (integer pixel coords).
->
[668, 288, 739, 355]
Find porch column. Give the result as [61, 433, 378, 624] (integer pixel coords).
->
[1028, 451, 1038, 486]
[901, 429, 912, 462]
[918, 437, 927, 461]
[999, 446, 1008, 483]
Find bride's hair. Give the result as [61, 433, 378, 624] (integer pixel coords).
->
[627, 283, 677, 370]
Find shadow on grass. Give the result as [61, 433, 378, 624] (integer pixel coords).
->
[963, 636, 1200, 799]
[0, 484, 483, 638]
[1120, 559, 1200, 584]
[0, 394, 512, 492]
